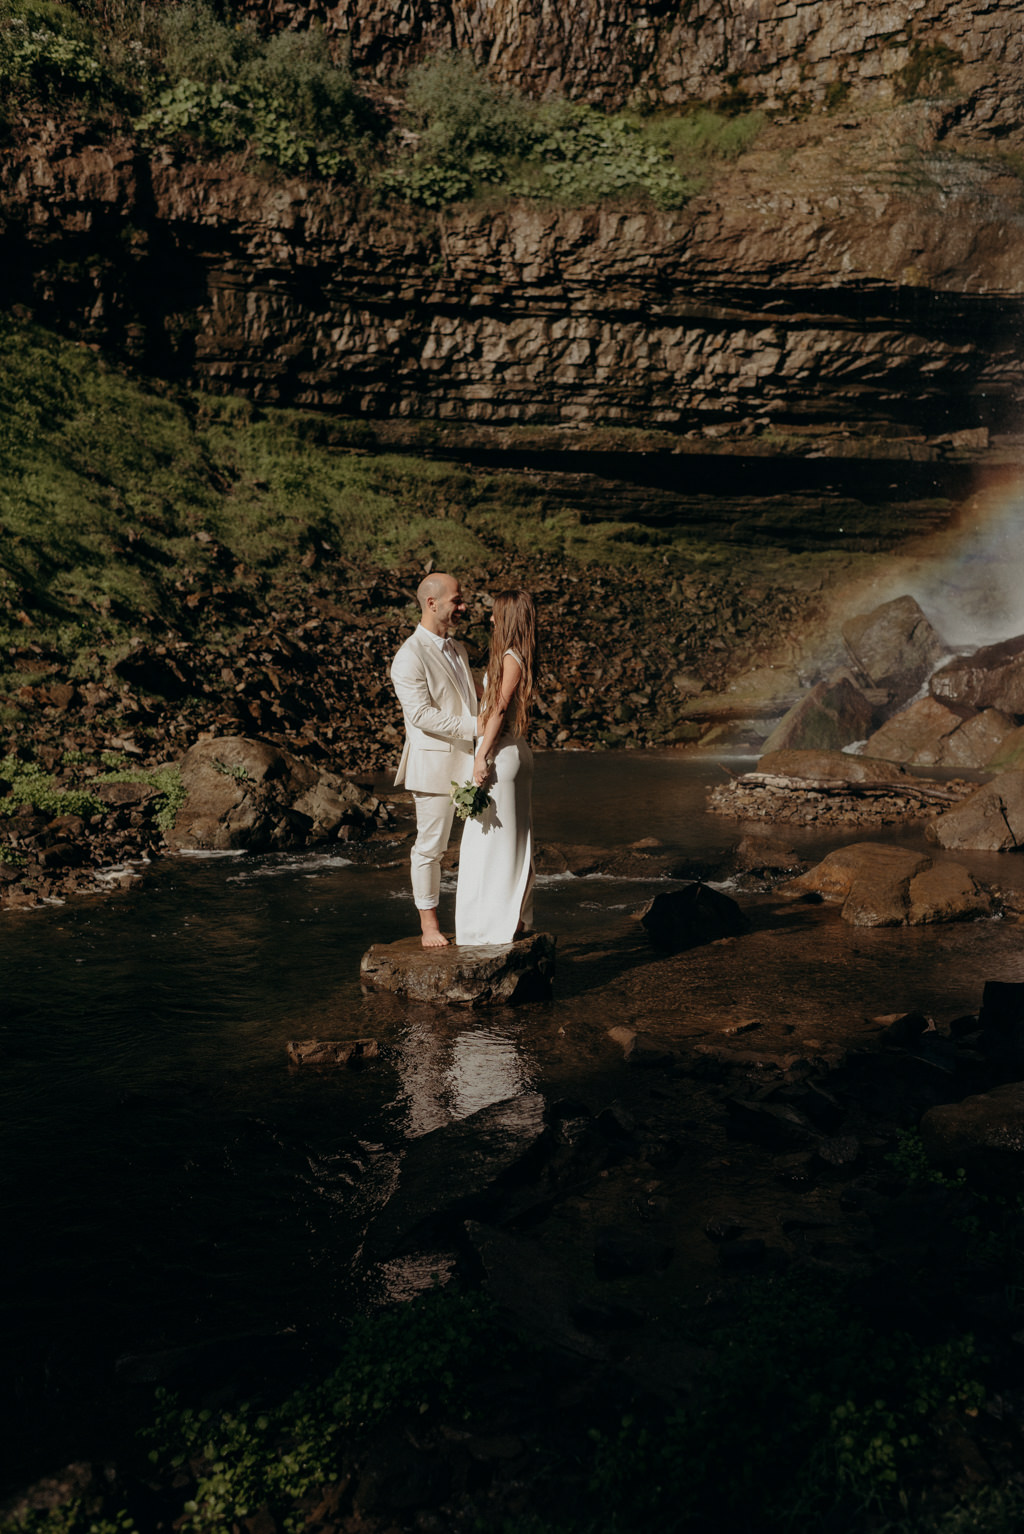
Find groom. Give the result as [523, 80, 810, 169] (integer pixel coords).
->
[390, 571, 478, 947]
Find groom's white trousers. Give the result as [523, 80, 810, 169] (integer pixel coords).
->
[410, 792, 457, 909]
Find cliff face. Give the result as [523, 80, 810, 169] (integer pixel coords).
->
[4, 106, 1023, 469]
[244, 0, 1024, 130]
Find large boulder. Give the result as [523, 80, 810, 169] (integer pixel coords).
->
[760, 673, 877, 755]
[639, 882, 749, 952]
[927, 771, 1024, 851]
[166, 734, 383, 851]
[863, 696, 1016, 768]
[783, 843, 992, 926]
[930, 632, 1024, 714]
[360, 932, 556, 1005]
[841, 595, 948, 710]
[757, 749, 909, 784]
[985, 723, 1024, 770]
[920, 1084, 1024, 1193]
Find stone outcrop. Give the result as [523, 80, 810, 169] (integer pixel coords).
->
[3, 106, 1024, 457]
[927, 770, 1024, 851]
[244, 0, 1024, 132]
[930, 633, 1024, 715]
[166, 734, 386, 850]
[360, 932, 556, 1004]
[783, 842, 993, 925]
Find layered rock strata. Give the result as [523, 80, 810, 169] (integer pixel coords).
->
[243, 0, 1024, 131]
[3, 107, 1024, 455]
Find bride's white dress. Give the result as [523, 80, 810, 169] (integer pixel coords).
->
[455, 656, 534, 946]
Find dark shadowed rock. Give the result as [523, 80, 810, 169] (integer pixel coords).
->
[594, 1226, 673, 1278]
[465, 1221, 606, 1360]
[920, 1083, 1024, 1193]
[842, 595, 948, 708]
[360, 932, 556, 1005]
[930, 632, 1024, 715]
[760, 673, 877, 755]
[639, 882, 749, 952]
[977, 979, 1024, 1070]
[864, 696, 1016, 768]
[927, 771, 1024, 851]
[362, 1094, 548, 1260]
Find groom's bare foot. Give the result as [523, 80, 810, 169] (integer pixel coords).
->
[419, 910, 450, 948]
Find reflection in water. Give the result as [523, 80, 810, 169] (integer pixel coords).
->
[392, 1014, 532, 1136]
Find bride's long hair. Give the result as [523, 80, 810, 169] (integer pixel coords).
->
[480, 589, 537, 739]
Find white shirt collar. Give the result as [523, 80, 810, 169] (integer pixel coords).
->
[418, 624, 452, 652]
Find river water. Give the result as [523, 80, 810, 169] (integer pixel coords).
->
[4, 751, 1024, 1486]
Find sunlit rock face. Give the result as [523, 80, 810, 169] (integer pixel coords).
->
[242, 0, 1024, 129]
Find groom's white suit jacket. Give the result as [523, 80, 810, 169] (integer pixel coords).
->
[391, 627, 477, 794]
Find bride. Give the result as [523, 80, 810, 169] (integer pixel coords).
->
[455, 589, 537, 946]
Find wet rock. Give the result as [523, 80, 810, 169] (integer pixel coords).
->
[863, 697, 1016, 768]
[815, 1134, 862, 1169]
[285, 1038, 379, 1067]
[734, 834, 803, 875]
[718, 1238, 768, 1267]
[783, 843, 989, 927]
[166, 734, 382, 851]
[760, 672, 877, 754]
[363, 1094, 549, 1261]
[930, 632, 1024, 715]
[784, 843, 930, 924]
[928, 771, 1024, 852]
[842, 595, 948, 709]
[907, 862, 993, 925]
[757, 748, 910, 784]
[704, 1212, 746, 1241]
[638, 882, 749, 952]
[920, 1083, 1024, 1193]
[360, 932, 556, 1005]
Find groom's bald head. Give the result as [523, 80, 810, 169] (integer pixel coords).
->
[417, 571, 465, 636]
[416, 572, 457, 611]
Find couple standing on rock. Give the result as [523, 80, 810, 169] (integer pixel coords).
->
[390, 572, 537, 948]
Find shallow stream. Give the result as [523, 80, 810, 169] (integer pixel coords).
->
[4, 751, 1024, 1486]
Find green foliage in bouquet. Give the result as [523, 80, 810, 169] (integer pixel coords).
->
[450, 777, 493, 821]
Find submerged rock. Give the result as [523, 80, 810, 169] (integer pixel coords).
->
[360, 932, 556, 1005]
[286, 1039, 379, 1067]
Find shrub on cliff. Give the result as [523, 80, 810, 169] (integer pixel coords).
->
[0, 0, 108, 109]
[376, 51, 763, 211]
[135, 2, 380, 179]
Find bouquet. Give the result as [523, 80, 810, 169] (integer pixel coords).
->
[450, 777, 493, 821]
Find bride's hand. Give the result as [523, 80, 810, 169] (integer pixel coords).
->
[472, 751, 489, 787]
